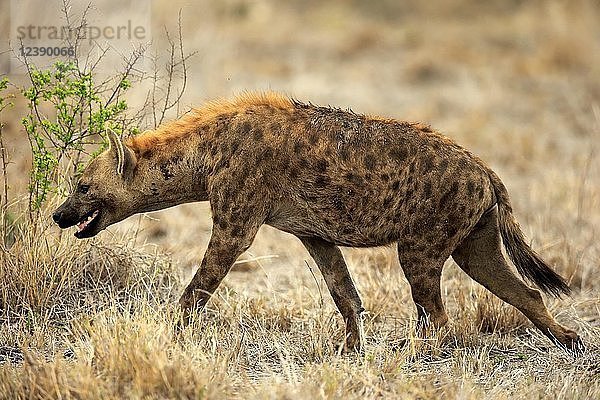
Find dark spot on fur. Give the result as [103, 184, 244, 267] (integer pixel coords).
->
[439, 182, 459, 207]
[294, 141, 305, 154]
[141, 148, 154, 158]
[232, 212, 246, 224]
[338, 147, 350, 161]
[380, 173, 390, 182]
[383, 196, 393, 207]
[467, 181, 476, 196]
[164, 154, 183, 165]
[364, 154, 376, 170]
[439, 159, 449, 175]
[408, 162, 416, 175]
[469, 207, 478, 218]
[391, 180, 401, 191]
[477, 186, 485, 200]
[216, 158, 230, 170]
[299, 158, 310, 169]
[309, 131, 319, 145]
[423, 181, 432, 198]
[236, 164, 250, 185]
[446, 224, 459, 238]
[239, 121, 251, 136]
[217, 217, 229, 230]
[253, 127, 264, 141]
[261, 148, 274, 161]
[315, 159, 329, 173]
[160, 164, 174, 180]
[444, 209, 463, 238]
[389, 147, 407, 162]
[344, 172, 363, 186]
[290, 167, 299, 180]
[315, 175, 330, 187]
[423, 245, 439, 258]
[420, 154, 434, 173]
[150, 182, 159, 196]
[213, 126, 222, 139]
[230, 140, 240, 155]
[289, 110, 303, 122]
[231, 225, 244, 238]
[215, 114, 231, 129]
[333, 195, 345, 211]
[408, 201, 418, 215]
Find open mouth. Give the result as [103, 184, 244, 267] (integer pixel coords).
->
[74, 209, 100, 238]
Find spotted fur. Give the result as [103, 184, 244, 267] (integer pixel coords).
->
[53, 92, 580, 353]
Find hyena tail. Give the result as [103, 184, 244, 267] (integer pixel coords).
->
[487, 169, 571, 298]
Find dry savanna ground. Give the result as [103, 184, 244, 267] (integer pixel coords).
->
[1, 1, 599, 399]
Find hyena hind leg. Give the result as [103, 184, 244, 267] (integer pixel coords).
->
[398, 249, 449, 331]
[452, 208, 581, 351]
[300, 237, 365, 353]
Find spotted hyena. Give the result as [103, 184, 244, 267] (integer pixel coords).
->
[53, 92, 581, 352]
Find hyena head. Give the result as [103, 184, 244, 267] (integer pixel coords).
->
[53, 130, 139, 239]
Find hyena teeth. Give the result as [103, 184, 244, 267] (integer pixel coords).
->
[77, 210, 99, 232]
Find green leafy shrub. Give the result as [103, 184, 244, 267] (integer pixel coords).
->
[21, 61, 137, 212]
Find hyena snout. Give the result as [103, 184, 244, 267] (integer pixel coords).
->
[52, 198, 104, 239]
[52, 201, 80, 229]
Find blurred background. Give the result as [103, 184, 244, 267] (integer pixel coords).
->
[1, 0, 599, 289]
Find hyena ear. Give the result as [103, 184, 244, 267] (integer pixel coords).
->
[106, 128, 137, 178]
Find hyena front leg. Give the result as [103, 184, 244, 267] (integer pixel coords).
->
[300, 237, 365, 352]
[179, 204, 263, 322]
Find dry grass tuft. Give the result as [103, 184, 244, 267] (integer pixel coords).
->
[474, 288, 529, 335]
[0, 216, 179, 325]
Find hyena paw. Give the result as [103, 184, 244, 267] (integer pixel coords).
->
[178, 294, 192, 311]
[562, 330, 585, 355]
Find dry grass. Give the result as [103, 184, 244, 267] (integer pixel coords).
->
[1, 0, 600, 398]
[0, 208, 598, 399]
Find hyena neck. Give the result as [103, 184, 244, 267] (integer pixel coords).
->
[131, 134, 209, 212]
[127, 101, 266, 211]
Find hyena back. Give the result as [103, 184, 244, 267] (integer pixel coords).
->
[53, 92, 581, 352]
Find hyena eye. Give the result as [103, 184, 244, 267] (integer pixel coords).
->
[78, 184, 90, 194]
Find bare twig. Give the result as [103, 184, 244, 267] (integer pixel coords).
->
[104, 44, 148, 108]
[150, 11, 195, 128]
[305, 260, 324, 309]
[0, 123, 9, 244]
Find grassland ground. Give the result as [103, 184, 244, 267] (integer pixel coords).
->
[1, 0, 599, 398]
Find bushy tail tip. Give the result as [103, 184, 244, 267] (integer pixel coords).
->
[489, 171, 571, 298]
